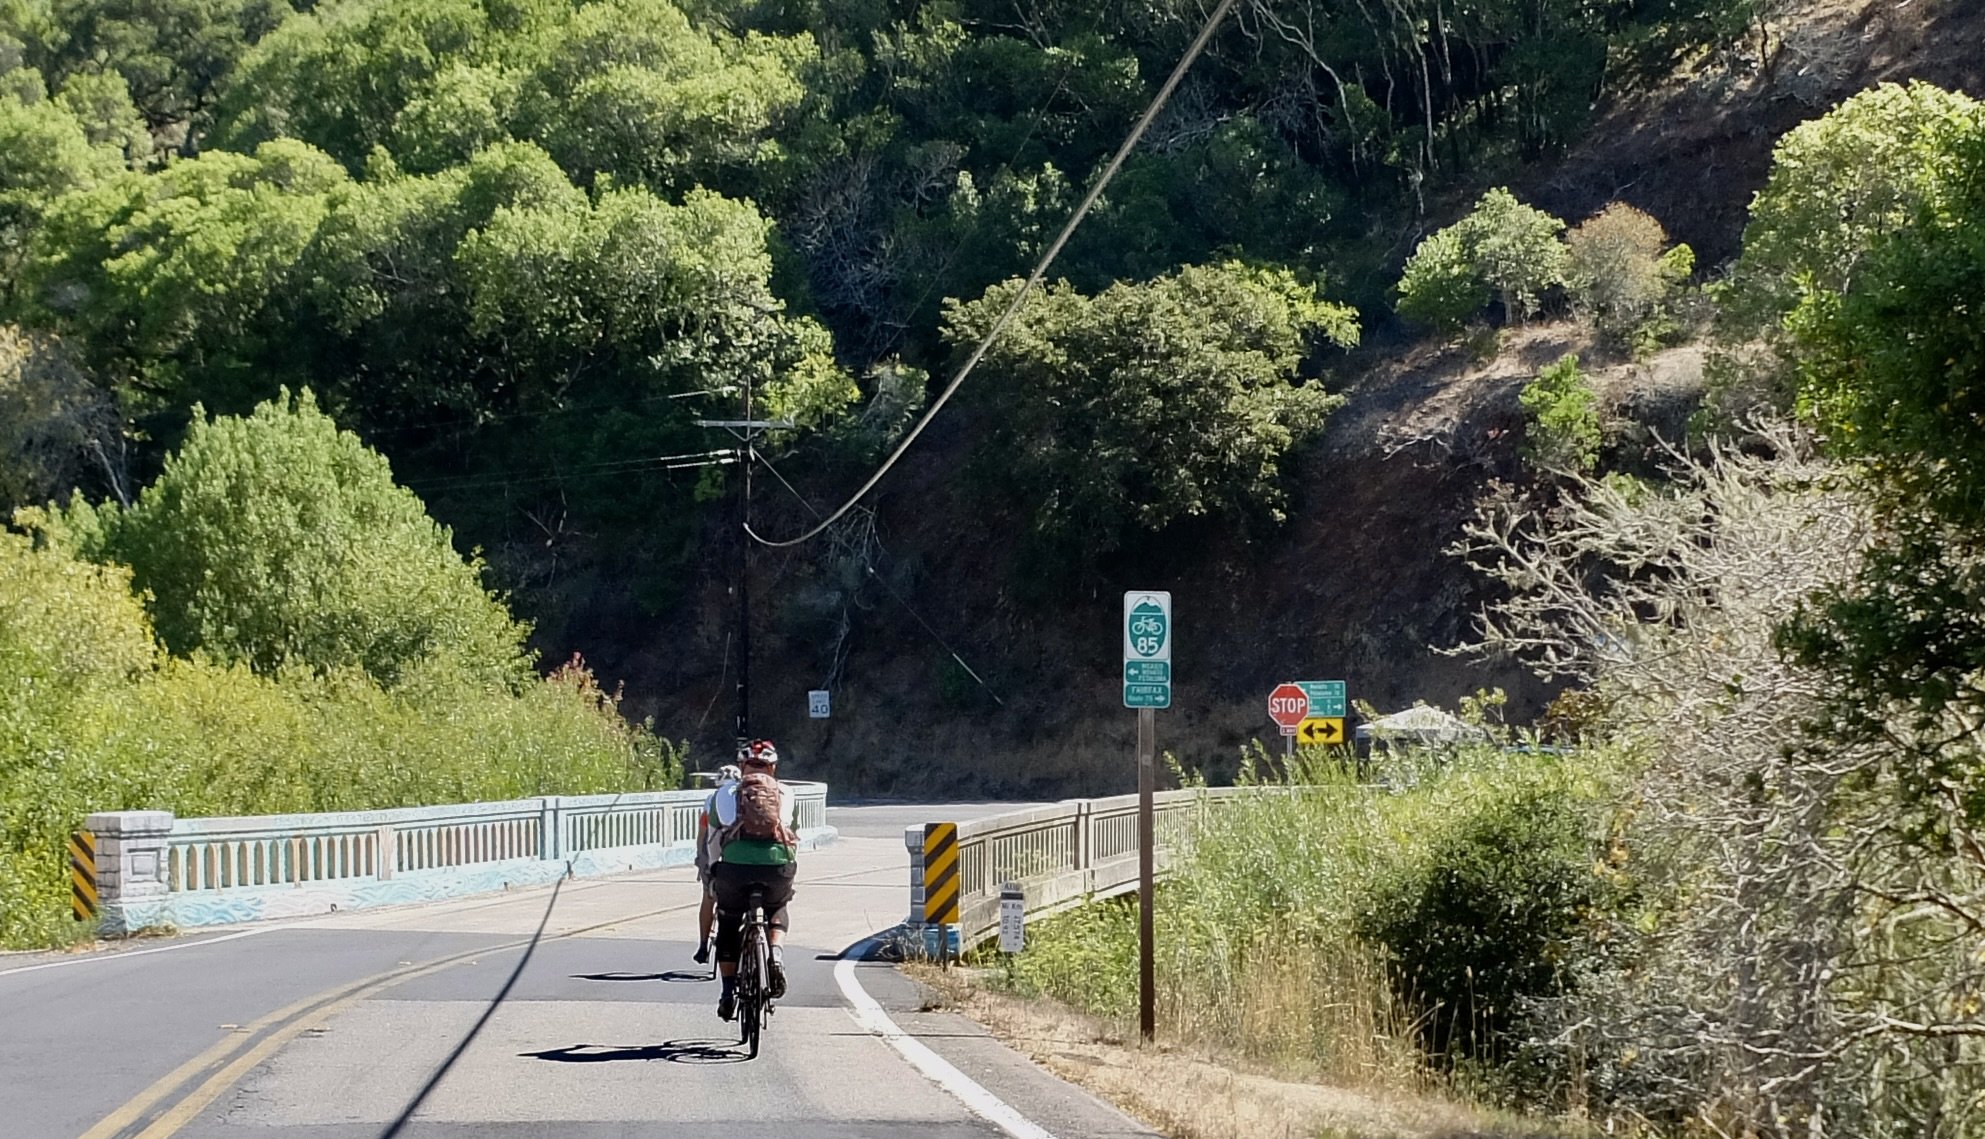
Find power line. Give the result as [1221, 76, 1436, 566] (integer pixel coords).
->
[362, 387, 738, 440]
[860, 53, 1078, 367]
[404, 450, 734, 495]
[745, 0, 1240, 550]
[750, 447, 1004, 706]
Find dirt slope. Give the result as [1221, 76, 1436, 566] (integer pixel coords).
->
[559, 0, 1980, 796]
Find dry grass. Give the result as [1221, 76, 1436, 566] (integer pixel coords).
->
[913, 965, 1589, 1139]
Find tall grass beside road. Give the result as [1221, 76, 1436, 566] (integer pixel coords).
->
[0, 530, 682, 949]
[1004, 745, 1625, 1095]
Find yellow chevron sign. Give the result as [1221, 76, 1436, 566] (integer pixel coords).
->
[922, 822, 960, 925]
[69, 830, 97, 921]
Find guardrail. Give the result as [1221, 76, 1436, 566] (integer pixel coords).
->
[902, 787, 1252, 951]
[80, 783, 834, 935]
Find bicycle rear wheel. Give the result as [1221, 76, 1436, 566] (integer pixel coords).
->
[740, 922, 769, 1058]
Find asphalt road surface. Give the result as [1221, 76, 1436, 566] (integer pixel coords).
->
[0, 804, 1157, 1139]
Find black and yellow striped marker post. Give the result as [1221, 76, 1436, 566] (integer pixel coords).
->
[69, 829, 98, 922]
[921, 822, 961, 943]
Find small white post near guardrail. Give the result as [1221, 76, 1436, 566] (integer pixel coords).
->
[82, 783, 834, 936]
[898, 786, 1252, 960]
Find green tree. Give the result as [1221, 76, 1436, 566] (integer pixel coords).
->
[44, 388, 529, 687]
[945, 262, 1357, 574]
[1726, 81, 1984, 334]
[1467, 188, 1569, 325]
[1519, 353, 1602, 474]
[0, 67, 126, 279]
[1777, 111, 1985, 844]
[212, 0, 812, 197]
[17, 138, 347, 409]
[28, 0, 293, 132]
[1396, 187, 1566, 331]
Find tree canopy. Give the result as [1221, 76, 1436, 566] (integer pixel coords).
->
[37, 388, 529, 687]
[946, 262, 1357, 574]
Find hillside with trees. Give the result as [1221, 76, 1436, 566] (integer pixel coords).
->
[8, 0, 1985, 1129]
[1, 0, 1983, 829]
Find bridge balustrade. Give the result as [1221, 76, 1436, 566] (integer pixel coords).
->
[82, 783, 833, 935]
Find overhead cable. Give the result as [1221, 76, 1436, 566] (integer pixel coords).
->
[751, 447, 1005, 706]
[745, 0, 1240, 549]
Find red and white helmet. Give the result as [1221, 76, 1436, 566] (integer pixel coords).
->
[737, 739, 780, 767]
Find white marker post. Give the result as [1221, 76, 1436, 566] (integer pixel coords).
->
[1123, 591, 1171, 1043]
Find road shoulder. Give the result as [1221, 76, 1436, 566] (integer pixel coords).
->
[905, 967, 1577, 1139]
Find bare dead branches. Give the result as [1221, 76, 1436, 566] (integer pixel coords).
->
[1454, 419, 1985, 1136]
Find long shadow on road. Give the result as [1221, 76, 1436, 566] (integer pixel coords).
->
[569, 970, 711, 983]
[521, 1040, 747, 1065]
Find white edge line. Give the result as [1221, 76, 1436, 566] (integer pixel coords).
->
[0, 925, 277, 978]
[834, 951, 1060, 1139]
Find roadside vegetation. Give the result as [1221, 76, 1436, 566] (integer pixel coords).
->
[0, 392, 680, 948]
[3, 0, 1985, 1126]
[1004, 78, 1985, 1137]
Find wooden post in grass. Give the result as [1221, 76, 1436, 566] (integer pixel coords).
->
[1138, 706, 1156, 1043]
[1123, 590, 1171, 1045]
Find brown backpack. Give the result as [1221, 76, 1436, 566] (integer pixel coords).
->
[732, 772, 797, 846]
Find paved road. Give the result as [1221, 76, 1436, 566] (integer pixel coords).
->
[0, 805, 1156, 1139]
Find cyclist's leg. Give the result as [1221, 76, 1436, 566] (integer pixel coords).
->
[709, 864, 749, 1018]
[693, 872, 716, 964]
[757, 864, 797, 997]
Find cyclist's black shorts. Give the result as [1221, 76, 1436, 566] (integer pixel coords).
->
[711, 861, 797, 963]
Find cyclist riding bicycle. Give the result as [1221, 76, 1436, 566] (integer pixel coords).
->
[692, 762, 742, 965]
[701, 739, 799, 1021]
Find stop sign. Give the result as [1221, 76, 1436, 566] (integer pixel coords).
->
[1267, 683, 1309, 730]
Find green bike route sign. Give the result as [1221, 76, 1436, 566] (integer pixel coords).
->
[1123, 592, 1172, 709]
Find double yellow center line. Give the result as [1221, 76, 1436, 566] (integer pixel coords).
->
[77, 898, 696, 1139]
[77, 857, 891, 1139]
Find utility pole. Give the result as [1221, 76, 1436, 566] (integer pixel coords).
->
[737, 371, 753, 746]
[699, 381, 792, 751]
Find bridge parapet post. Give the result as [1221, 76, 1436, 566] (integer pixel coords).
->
[84, 810, 175, 935]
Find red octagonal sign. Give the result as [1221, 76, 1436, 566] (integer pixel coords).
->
[1267, 683, 1309, 730]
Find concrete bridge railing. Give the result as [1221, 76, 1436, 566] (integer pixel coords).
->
[903, 786, 1254, 952]
[82, 783, 833, 935]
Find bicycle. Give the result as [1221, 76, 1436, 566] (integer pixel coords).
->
[734, 886, 775, 1058]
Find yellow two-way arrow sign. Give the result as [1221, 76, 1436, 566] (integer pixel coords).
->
[1297, 716, 1345, 746]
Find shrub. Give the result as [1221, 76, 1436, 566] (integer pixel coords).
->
[1357, 785, 1612, 1063]
[1519, 354, 1602, 473]
[1007, 743, 1620, 1085]
[47, 388, 529, 689]
[1564, 203, 1693, 350]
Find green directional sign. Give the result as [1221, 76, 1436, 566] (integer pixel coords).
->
[1299, 680, 1346, 719]
[1123, 592, 1172, 710]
